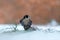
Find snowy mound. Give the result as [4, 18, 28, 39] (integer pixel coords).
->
[0, 20, 60, 40]
[0, 24, 60, 40]
[0, 24, 60, 33]
[0, 19, 59, 33]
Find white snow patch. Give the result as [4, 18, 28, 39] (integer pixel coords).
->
[0, 20, 60, 40]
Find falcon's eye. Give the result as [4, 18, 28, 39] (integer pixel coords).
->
[25, 15, 28, 18]
[24, 15, 29, 18]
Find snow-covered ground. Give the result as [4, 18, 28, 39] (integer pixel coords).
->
[0, 19, 60, 40]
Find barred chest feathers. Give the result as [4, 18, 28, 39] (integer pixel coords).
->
[23, 18, 30, 25]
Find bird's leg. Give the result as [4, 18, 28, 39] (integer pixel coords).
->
[24, 25, 30, 30]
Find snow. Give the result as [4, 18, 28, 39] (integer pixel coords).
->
[0, 20, 60, 40]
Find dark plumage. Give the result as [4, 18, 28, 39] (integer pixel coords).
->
[20, 15, 32, 30]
